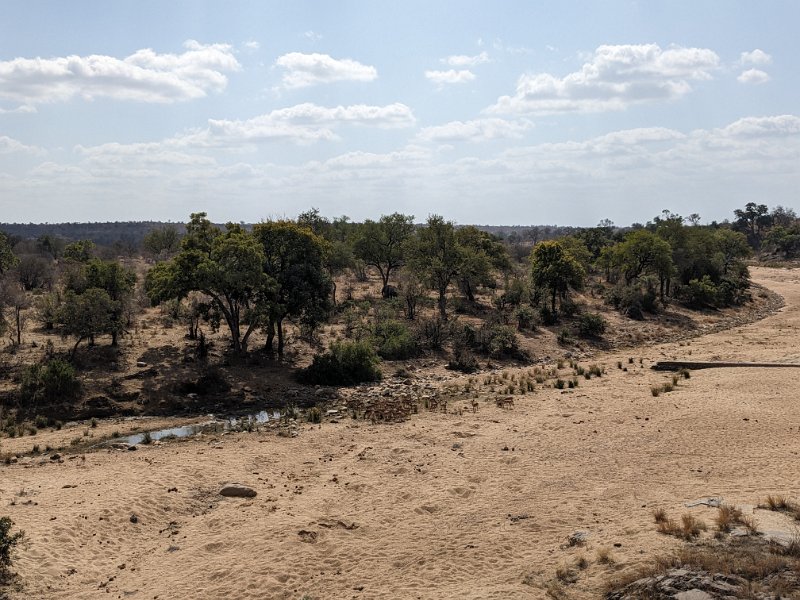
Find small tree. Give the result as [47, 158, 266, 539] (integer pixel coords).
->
[530, 241, 585, 316]
[352, 213, 414, 297]
[60, 288, 115, 357]
[407, 215, 465, 319]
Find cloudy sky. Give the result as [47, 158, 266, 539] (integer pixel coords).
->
[1, 1, 798, 226]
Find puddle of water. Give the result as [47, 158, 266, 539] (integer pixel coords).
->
[115, 410, 281, 446]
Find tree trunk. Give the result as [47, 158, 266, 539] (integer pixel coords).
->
[277, 318, 285, 355]
[265, 318, 275, 354]
[551, 288, 557, 314]
[438, 288, 448, 320]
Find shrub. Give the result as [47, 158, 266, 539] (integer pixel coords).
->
[447, 342, 479, 373]
[0, 516, 25, 582]
[539, 305, 557, 325]
[474, 323, 521, 358]
[416, 317, 447, 350]
[557, 328, 572, 345]
[514, 305, 537, 331]
[371, 319, 418, 360]
[577, 313, 607, 338]
[681, 276, 718, 308]
[306, 406, 322, 424]
[299, 341, 382, 386]
[19, 358, 81, 407]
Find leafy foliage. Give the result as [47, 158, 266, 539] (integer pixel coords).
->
[0, 516, 25, 582]
[299, 340, 382, 386]
[530, 241, 585, 316]
[19, 358, 81, 408]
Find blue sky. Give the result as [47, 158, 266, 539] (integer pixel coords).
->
[1, 1, 798, 226]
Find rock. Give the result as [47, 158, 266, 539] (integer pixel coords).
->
[129, 513, 139, 524]
[675, 590, 713, 600]
[219, 483, 257, 498]
[50, 453, 61, 461]
[685, 497, 722, 508]
[568, 530, 590, 546]
[136, 361, 147, 368]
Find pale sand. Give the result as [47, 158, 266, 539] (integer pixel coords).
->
[2, 266, 800, 599]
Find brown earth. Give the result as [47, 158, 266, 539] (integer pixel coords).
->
[1, 266, 800, 599]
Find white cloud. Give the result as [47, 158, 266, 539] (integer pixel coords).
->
[242, 40, 260, 51]
[441, 51, 490, 67]
[737, 68, 770, 85]
[717, 115, 800, 137]
[740, 49, 772, 66]
[425, 69, 476, 86]
[264, 102, 415, 127]
[487, 43, 719, 115]
[303, 31, 323, 41]
[417, 118, 534, 142]
[0, 135, 44, 155]
[274, 52, 376, 88]
[0, 40, 240, 108]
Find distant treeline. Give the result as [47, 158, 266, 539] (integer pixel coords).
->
[0, 221, 580, 247]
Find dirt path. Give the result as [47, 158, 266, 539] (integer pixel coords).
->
[2, 267, 799, 599]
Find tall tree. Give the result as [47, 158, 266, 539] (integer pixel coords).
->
[252, 221, 331, 356]
[145, 213, 268, 353]
[407, 215, 464, 319]
[353, 213, 414, 297]
[530, 241, 585, 315]
[0, 232, 17, 275]
[615, 230, 674, 299]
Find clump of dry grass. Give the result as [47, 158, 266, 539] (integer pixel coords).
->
[716, 505, 758, 535]
[596, 547, 615, 565]
[761, 494, 800, 520]
[652, 507, 668, 524]
[656, 512, 707, 540]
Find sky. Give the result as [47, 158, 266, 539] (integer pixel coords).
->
[0, 1, 798, 226]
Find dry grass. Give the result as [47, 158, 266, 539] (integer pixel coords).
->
[656, 512, 707, 540]
[715, 504, 758, 534]
[761, 494, 800, 520]
[605, 536, 800, 598]
[596, 547, 615, 565]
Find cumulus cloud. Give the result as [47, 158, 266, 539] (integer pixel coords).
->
[0, 40, 240, 109]
[242, 40, 260, 51]
[717, 115, 800, 137]
[740, 49, 772, 66]
[441, 52, 490, 67]
[425, 69, 476, 86]
[274, 52, 376, 88]
[0, 135, 44, 155]
[737, 68, 770, 85]
[200, 102, 414, 145]
[417, 118, 533, 142]
[487, 43, 719, 115]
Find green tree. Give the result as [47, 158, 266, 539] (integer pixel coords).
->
[454, 226, 512, 302]
[353, 213, 414, 297]
[252, 221, 332, 356]
[60, 288, 116, 357]
[62, 239, 96, 262]
[529, 241, 585, 315]
[142, 225, 182, 259]
[615, 230, 674, 299]
[145, 213, 268, 353]
[84, 259, 136, 345]
[407, 215, 465, 319]
[733, 202, 772, 249]
[0, 231, 18, 275]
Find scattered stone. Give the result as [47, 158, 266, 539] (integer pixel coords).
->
[685, 497, 722, 508]
[50, 453, 61, 461]
[129, 513, 139, 524]
[567, 531, 590, 546]
[136, 361, 147, 368]
[298, 530, 318, 543]
[219, 483, 257, 498]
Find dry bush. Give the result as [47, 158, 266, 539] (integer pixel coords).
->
[652, 507, 668, 524]
[761, 494, 800, 520]
[656, 513, 707, 540]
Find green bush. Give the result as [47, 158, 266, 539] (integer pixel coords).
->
[514, 305, 537, 331]
[680, 276, 718, 308]
[299, 341, 382, 386]
[577, 312, 607, 338]
[371, 319, 418, 360]
[0, 516, 25, 582]
[19, 358, 81, 407]
[474, 323, 520, 358]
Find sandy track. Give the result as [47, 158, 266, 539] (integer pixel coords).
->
[2, 267, 800, 599]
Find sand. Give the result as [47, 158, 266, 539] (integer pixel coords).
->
[2, 266, 800, 599]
